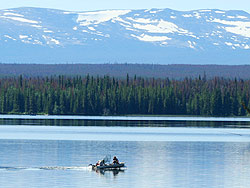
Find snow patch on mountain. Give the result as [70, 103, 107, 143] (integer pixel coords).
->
[194, 12, 201, 19]
[31, 25, 42, 28]
[42, 35, 60, 45]
[127, 17, 155, 24]
[236, 15, 248, 19]
[188, 41, 196, 49]
[113, 17, 131, 25]
[4, 35, 16, 41]
[183, 14, 193, 18]
[211, 18, 250, 38]
[77, 10, 131, 26]
[19, 35, 28, 39]
[50, 38, 60, 45]
[132, 19, 189, 34]
[244, 44, 250, 49]
[131, 33, 171, 42]
[199, 10, 212, 12]
[0, 16, 38, 24]
[215, 11, 225, 14]
[3, 12, 24, 17]
[44, 30, 53, 33]
[225, 42, 233, 46]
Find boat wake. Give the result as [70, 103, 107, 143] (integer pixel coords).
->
[0, 166, 91, 171]
[39, 166, 90, 171]
[0, 166, 26, 171]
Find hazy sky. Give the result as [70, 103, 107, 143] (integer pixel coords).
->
[0, 0, 249, 13]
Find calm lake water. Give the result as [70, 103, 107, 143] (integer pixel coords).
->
[1, 116, 250, 188]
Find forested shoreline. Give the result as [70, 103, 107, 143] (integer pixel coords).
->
[0, 75, 249, 116]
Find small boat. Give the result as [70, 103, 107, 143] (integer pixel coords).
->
[90, 162, 125, 170]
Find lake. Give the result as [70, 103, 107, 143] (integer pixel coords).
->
[1, 116, 250, 188]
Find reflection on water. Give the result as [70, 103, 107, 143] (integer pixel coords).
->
[1, 117, 250, 127]
[94, 169, 125, 177]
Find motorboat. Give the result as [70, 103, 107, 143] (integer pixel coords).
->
[90, 162, 125, 170]
[89, 155, 125, 170]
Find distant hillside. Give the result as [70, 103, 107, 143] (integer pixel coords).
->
[1, 64, 250, 79]
[0, 7, 250, 64]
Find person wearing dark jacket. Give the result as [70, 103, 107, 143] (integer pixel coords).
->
[113, 156, 119, 164]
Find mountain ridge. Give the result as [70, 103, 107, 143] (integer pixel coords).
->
[0, 7, 250, 64]
[2, 7, 249, 15]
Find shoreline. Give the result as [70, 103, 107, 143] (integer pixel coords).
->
[0, 114, 250, 122]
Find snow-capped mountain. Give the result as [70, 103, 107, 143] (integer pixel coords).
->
[0, 7, 250, 64]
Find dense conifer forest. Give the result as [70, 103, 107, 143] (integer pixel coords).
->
[0, 74, 249, 116]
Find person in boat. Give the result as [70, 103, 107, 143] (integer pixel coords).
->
[96, 159, 105, 166]
[112, 156, 119, 164]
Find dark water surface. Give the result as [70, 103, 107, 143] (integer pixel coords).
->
[1, 116, 250, 188]
[1, 115, 250, 127]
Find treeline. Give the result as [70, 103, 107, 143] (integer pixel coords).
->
[0, 75, 249, 116]
[2, 64, 250, 79]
